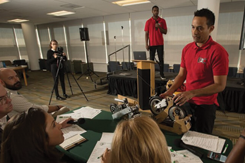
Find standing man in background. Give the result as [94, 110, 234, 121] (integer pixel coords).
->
[145, 5, 167, 80]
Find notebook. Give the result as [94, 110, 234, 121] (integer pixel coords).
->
[60, 134, 86, 150]
[133, 51, 147, 60]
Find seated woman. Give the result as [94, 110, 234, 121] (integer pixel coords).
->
[1, 108, 73, 163]
[101, 116, 171, 163]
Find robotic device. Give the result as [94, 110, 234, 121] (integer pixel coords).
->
[110, 98, 140, 120]
[149, 95, 191, 135]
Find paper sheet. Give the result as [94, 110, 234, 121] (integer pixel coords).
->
[73, 106, 101, 119]
[57, 106, 101, 120]
[100, 132, 114, 143]
[61, 125, 86, 140]
[169, 149, 203, 163]
[181, 131, 225, 153]
[87, 141, 111, 163]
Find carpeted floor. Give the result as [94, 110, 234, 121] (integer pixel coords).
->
[18, 70, 245, 146]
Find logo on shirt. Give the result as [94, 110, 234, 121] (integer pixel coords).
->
[198, 57, 207, 64]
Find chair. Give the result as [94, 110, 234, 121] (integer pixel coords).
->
[122, 62, 134, 70]
[39, 59, 48, 70]
[64, 60, 75, 73]
[228, 67, 237, 78]
[155, 64, 160, 71]
[108, 61, 122, 72]
[164, 63, 170, 72]
[173, 64, 180, 73]
[73, 60, 82, 73]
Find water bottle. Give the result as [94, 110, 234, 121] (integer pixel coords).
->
[2, 62, 6, 68]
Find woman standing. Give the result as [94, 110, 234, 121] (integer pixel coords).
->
[47, 39, 68, 100]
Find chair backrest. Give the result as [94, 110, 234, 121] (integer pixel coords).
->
[108, 61, 122, 72]
[122, 62, 134, 70]
[13, 59, 27, 66]
[228, 67, 237, 78]
[73, 60, 82, 73]
[164, 63, 169, 72]
[0, 60, 12, 66]
[133, 51, 147, 60]
[173, 64, 180, 73]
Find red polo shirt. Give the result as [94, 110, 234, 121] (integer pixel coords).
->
[144, 17, 167, 46]
[180, 36, 229, 106]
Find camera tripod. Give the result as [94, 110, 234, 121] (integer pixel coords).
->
[77, 41, 99, 88]
[49, 56, 88, 105]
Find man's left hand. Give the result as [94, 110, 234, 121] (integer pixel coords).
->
[173, 91, 194, 106]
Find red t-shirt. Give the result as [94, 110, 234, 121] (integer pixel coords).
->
[180, 36, 229, 106]
[144, 17, 167, 46]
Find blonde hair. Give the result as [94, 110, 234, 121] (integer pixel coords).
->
[110, 116, 171, 163]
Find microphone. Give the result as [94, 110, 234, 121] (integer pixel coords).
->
[67, 118, 85, 125]
[155, 20, 158, 30]
[174, 139, 204, 158]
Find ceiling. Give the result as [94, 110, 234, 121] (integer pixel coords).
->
[0, 0, 243, 25]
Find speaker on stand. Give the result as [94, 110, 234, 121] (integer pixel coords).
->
[78, 28, 99, 88]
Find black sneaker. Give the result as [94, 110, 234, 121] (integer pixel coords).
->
[56, 96, 66, 100]
[160, 76, 166, 80]
[63, 94, 70, 98]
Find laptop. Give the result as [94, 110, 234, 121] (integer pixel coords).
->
[133, 51, 147, 60]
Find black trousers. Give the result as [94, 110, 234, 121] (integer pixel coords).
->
[149, 45, 164, 77]
[51, 64, 66, 97]
[183, 102, 217, 134]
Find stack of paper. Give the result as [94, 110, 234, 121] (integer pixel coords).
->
[57, 106, 101, 120]
[87, 132, 114, 163]
[181, 131, 225, 153]
[56, 115, 87, 150]
[60, 134, 86, 150]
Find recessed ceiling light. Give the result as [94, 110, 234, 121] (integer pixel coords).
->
[47, 10, 75, 16]
[112, 0, 150, 6]
[7, 19, 29, 23]
[0, 0, 9, 5]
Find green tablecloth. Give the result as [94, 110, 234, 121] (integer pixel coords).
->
[57, 110, 233, 163]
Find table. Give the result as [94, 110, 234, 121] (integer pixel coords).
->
[57, 110, 233, 163]
[8, 65, 28, 86]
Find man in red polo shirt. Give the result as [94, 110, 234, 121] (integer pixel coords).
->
[145, 5, 167, 80]
[160, 8, 229, 134]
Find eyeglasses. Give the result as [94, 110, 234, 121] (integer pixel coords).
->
[0, 92, 11, 105]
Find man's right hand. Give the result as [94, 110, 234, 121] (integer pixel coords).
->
[146, 44, 150, 51]
[159, 91, 172, 99]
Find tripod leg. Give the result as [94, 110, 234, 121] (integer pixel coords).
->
[77, 73, 83, 80]
[66, 73, 73, 95]
[49, 60, 62, 105]
[70, 73, 88, 101]
[87, 69, 97, 89]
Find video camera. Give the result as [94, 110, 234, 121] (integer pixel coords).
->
[55, 46, 64, 57]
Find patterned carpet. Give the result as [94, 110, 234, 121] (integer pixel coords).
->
[18, 70, 245, 146]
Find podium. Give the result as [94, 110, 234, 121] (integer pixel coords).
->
[133, 60, 156, 110]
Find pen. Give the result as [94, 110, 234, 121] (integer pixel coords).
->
[59, 116, 71, 118]
[222, 144, 229, 154]
[97, 148, 111, 159]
